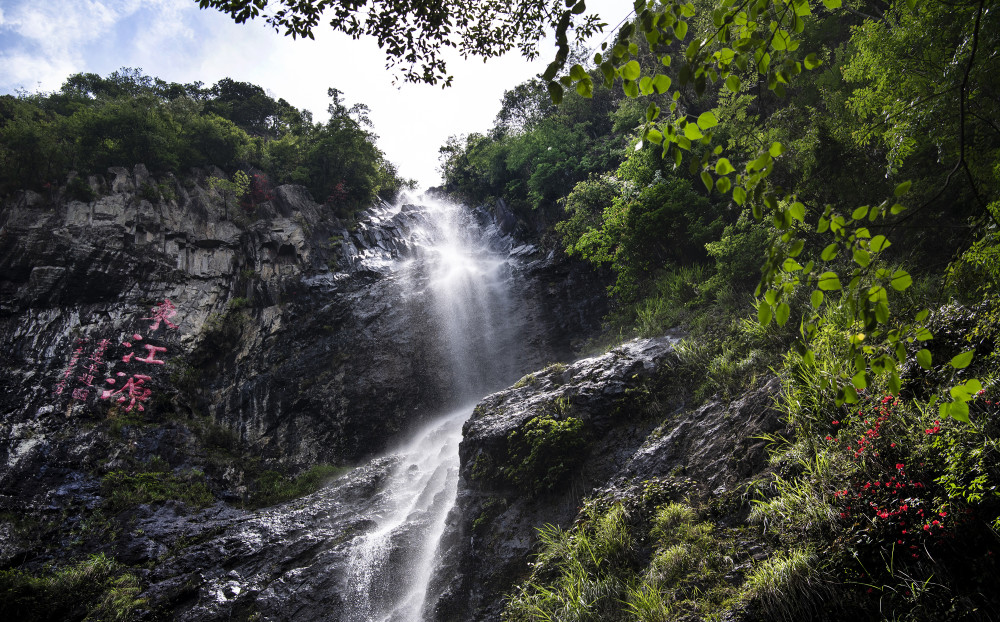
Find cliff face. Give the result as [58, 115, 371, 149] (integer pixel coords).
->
[0, 165, 608, 573]
[433, 338, 786, 621]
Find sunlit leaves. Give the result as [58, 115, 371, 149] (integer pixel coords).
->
[950, 350, 974, 369]
[697, 111, 718, 130]
[817, 271, 842, 290]
[622, 60, 641, 81]
[890, 269, 912, 291]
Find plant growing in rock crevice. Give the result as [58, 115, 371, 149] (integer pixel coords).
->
[503, 414, 588, 496]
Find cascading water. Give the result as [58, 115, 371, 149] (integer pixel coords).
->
[344, 196, 528, 621]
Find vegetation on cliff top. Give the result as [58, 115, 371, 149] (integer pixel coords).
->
[0, 69, 411, 212]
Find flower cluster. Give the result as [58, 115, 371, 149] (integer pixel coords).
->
[827, 393, 960, 560]
[245, 173, 274, 207]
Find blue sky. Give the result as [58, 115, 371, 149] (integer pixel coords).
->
[0, 0, 631, 188]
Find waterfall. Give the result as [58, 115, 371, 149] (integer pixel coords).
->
[344, 196, 526, 621]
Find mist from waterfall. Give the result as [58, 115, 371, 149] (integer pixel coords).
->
[344, 196, 527, 621]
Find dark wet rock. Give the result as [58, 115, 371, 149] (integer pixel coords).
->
[0, 166, 611, 617]
[433, 339, 784, 621]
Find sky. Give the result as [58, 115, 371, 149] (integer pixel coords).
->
[0, 0, 632, 188]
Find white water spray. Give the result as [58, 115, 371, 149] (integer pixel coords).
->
[345, 197, 526, 621]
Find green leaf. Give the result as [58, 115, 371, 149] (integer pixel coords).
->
[716, 176, 732, 193]
[715, 158, 735, 175]
[547, 81, 564, 104]
[875, 301, 889, 324]
[624, 80, 639, 98]
[811, 290, 824, 308]
[789, 202, 805, 222]
[821, 243, 838, 261]
[947, 400, 970, 423]
[684, 122, 704, 140]
[818, 272, 841, 291]
[622, 60, 641, 81]
[570, 63, 587, 81]
[701, 170, 714, 192]
[697, 111, 719, 130]
[733, 186, 746, 205]
[646, 102, 659, 121]
[758, 300, 772, 325]
[681, 2, 696, 17]
[674, 20, 688, 40]
[575, 78, 593, 97]
[822, 0, 842, 8]
[769, 142, 785, 157]
[966, 379, 984, 395]
[652, 74, 672, 93]
[890, 270, 912, 291]
[916, 309, 930, 322]
[844, 385, 859, 404]
[783, 258, 803, 272]
[646, 128, 663, 144]
[771, 29, 792, 51]
[852, 205, 869, 220]
[870, 234, 890, 252]
[888, 370, 901, 394]
[803, 53, 821, 69]
[852, 370, 868, 390]
[853, 248, 871, 267]
[950, 350, 974, 369]
[916, 327, 933, 341]
[775, 302, 791, 326]
[917, 349, 932, 369]
[891, 203, 906, 215]
[894, 180, 912, 196]
[725, 74, 741, 92]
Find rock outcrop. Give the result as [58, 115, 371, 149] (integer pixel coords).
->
[0, 166, 607, 572]
[433, 337, 785, 621]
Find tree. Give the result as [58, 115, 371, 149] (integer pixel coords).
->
[196, 0, 603, 85]
[208, 170, 251, 219]
[201, 0, 998, 419]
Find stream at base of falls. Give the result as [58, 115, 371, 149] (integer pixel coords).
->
[345, 407, 467, 622]
[341, 196, 529, 621]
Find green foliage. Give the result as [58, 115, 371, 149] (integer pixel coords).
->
[503, 415, 588, 496]
[246, 464, 351, 508]
[100, 468, 214, 513]
[200, 0, 604, 86]
[742, 548, 828, 621]
[0, 69, 408, 210]
[0, 553, 145, 622]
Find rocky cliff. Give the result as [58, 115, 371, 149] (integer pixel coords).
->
[433, 337, 786, 621]
[0, 166, 607, 575]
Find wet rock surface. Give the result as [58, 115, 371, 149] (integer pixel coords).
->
[434, 339, 784, 621]
[0, 168, 607, 583]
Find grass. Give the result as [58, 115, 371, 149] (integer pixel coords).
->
[101, 467, 215, 514]
[742, 548, 829, 621]
[0, 553, 146, 622]
[245, 464, 351, 508]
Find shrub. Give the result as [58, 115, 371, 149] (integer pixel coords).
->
[503, 415, 588, 496]
[0, 553, 145, 622]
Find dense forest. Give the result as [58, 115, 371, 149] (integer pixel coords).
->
[437, 0, 1000, 618]
[0, 69, 410, 213]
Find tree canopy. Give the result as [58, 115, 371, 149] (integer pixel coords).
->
[0, 69, 410, 211]
[196, 0, 604, 85]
